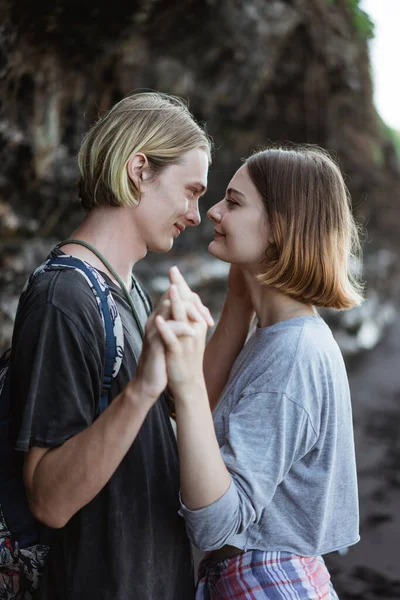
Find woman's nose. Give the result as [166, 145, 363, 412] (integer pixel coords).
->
[207, 201, 223, 222]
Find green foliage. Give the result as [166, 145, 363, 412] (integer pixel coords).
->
[348, 0, 375, 40]
[371, 141, 384, 167]
[325, 0, 375, 40]
[377, 115, 400, 164]
[385, 127, 400, 163]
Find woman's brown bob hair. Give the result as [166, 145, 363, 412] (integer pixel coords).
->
[78, 92, 212, 210]
[246, 145, 364, 310]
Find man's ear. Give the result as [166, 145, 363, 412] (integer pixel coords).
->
[127, 153, 151, 185]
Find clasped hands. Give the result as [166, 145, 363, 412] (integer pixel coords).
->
[135, 266, 214, 407]
[156, 266, 213, 394]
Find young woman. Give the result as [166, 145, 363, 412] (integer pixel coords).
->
[155, 145, 363, 599]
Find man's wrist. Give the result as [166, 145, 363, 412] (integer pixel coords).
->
[124, 379, 158, 414]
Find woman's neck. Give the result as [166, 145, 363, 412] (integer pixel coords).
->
[61, 206, 147, 290]
[242, 268, 316, 328]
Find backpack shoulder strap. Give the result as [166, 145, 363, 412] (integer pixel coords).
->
[33, 255, 124, 415]
[132, 275, 152, 317]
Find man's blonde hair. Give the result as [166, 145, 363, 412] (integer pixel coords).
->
[78, 92, 212, 209]
[246, 145, 364, 309]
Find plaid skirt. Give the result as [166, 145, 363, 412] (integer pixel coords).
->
[196, 550, 339, 599]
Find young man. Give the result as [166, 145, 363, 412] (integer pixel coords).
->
[9, 92, 253, 599]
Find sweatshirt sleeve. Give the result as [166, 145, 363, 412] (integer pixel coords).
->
[179, 391, 318, 550]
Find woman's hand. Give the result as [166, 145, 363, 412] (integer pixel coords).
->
[155, 283, 209, 400]
[227, 264, 253, 306]
[133, 266, 213, 407]
[133, 294, 196, 408]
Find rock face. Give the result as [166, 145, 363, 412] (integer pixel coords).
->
[1, 0, 399, 238]
[0, 0, 400, 345]
[1, 3, 400, 597]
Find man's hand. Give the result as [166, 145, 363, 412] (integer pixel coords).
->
[133, 266, 213, 407]
[155, 283, 209, 398]
[169, 265, 215, 327]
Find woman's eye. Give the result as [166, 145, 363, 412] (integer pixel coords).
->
[225, 197, 238, 207]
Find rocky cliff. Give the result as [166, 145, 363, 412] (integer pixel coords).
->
[1, 0, 400, 348]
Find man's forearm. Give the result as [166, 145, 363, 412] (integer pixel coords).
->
[25, 383, 151, 529]
[204, 295, 254, 411]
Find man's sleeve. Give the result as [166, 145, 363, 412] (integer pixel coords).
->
[12, 300, 104, 451]
[179, 391, 318, 550]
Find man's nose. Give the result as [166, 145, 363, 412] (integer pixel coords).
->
[185, 204, 201, 227]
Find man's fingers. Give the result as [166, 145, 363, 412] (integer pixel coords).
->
[193, 295, 214, 327]
[169, 285, 187, 322]
[169, 266, 192, 300]
[156, 295, 204, 326]
[152, 296, 172, 321]
[185, 302, 204, 323]
[169, 266, 215, 327]
[157, 298, 171, 318]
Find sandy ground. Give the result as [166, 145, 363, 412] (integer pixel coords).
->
[324, 308, 400, 599]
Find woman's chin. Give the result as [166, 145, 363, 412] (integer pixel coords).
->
[208, 240, 230, 262]
[208, 239, 219, 256]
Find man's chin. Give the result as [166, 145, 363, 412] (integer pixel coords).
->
[148, 239, 174, 254]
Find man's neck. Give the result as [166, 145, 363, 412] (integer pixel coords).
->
[62, 206, 147, 291]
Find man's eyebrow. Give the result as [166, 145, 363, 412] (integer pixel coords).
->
[227, 187, 246, 199]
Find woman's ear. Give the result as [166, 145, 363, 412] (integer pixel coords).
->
[127, 153, 150, 185]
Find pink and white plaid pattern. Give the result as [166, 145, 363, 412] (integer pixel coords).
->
[196, 550, 340, 599]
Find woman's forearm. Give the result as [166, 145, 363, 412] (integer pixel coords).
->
[174, 382, 231, 510]
[204, 295, 254, 411]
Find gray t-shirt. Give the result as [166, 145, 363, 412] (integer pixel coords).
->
[180, 315, 359, 556]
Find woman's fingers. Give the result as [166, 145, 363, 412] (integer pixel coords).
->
[155, 315, 199, 347]
[167, 320, 197, 337]
[155, 315, 180, 351]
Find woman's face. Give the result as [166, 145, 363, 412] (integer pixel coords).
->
[207, 164, 272, 269]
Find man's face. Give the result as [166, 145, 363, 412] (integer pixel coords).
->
[134, 148, 209, 253]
